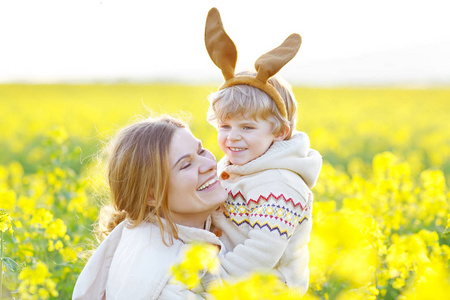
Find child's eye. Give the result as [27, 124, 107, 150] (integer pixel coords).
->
[243, 126, 254, 130]
[219, 124, 230, 129]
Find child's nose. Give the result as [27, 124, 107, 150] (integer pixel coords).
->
[228, 128, 242, 141]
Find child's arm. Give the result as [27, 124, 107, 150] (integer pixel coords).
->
[218, 180, 311, 277]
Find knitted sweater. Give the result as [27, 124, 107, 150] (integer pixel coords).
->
[212, 131, 322, 294]
[73, 217, 225, 300]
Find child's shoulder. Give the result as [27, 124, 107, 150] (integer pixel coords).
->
[243, 168, 310, 200]
[224, 168, 311, 209]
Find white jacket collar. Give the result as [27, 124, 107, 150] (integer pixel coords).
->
[218, 131, 322, 189]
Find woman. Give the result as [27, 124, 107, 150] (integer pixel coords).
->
[73, 116, 228, 299]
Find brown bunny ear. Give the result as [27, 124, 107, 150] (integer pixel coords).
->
[205, 8, 237, 81]
[255, 33, 302, 83]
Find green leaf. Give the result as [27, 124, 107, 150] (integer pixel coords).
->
[1, 257, 20, 272]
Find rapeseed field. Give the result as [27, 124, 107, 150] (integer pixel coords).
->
[0, 84, 449, 299]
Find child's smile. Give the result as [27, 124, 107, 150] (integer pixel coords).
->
[229, 147, 246, 152]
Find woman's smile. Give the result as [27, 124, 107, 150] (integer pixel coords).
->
[197, 176, 220, 191]
[167, 128, 228, 227]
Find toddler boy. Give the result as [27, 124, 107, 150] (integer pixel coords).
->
[205, 8, 322, 295]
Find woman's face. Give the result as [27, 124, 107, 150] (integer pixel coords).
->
[167, 128, 227, 228]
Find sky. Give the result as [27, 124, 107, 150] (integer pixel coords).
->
[1, 0, 449, 87]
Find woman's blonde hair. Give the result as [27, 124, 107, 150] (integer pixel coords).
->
[97, 116, 185, 245]
[207, 70, 298, 139]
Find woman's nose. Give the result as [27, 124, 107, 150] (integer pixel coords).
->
[203, 149, 216, 162]
[199, 154, 217, 174]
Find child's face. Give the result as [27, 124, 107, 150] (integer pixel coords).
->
[217, 115, 283, 165]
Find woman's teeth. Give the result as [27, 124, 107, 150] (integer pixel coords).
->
[197, 177, 218, 191]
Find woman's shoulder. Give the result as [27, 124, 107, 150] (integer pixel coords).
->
[106, 221, 184, 298]
[118, 221, 181, 254]
[73, 221, 179, 300]
[111, 221, 184, 277]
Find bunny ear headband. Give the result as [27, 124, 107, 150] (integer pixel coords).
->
[205, 7, 302, 118]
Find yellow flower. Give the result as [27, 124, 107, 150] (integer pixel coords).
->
[59, 247, 78, 262]
[68, 195, 88, 213]
[170, 242, 219, 289]
[47, 172, 61, 191]
[0, 209, 12, 232]
[18, 261, 50, 286]
[29, 284, 37, 294]
[55, 240, 64, 250]
[393, 277, 406, 289]
[209, 273, 298, 300]
[18, 196, 36, 215]
[0, 189, 16, 211]
[45, 218, 67, 239]
[33, 262, 50, 285]
[46, 126, 68, 145]
[45, 279, 59, 297]
[420, 170, 446, 194]
[48, 241, 55, 252]
[54, 167, 66, 178]
[18, 242, 35, 258]
[30, 208, 53, 228]
[38, 288, 49, 299]
[14, 220, 22, 228]
[400, 258, 450, 299]
[373, 151, 398, 179]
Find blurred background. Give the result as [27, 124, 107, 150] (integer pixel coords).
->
[1, 0, 450, 87]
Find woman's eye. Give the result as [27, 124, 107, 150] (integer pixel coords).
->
[180, 163, 191, 170]
[198, 148, 206, 156]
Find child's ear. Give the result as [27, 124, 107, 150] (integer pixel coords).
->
[274, 126, 290, 141]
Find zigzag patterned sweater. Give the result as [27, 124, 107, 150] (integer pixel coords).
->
[212, 131, 322, 294]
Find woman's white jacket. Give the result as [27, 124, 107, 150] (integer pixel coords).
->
[72, 218, 225, 300]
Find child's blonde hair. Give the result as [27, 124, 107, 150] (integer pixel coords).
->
[207, 71, 297, 139]
[98, 116, 185, 245]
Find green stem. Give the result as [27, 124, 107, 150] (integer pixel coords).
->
[1, 231, 3, 300]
